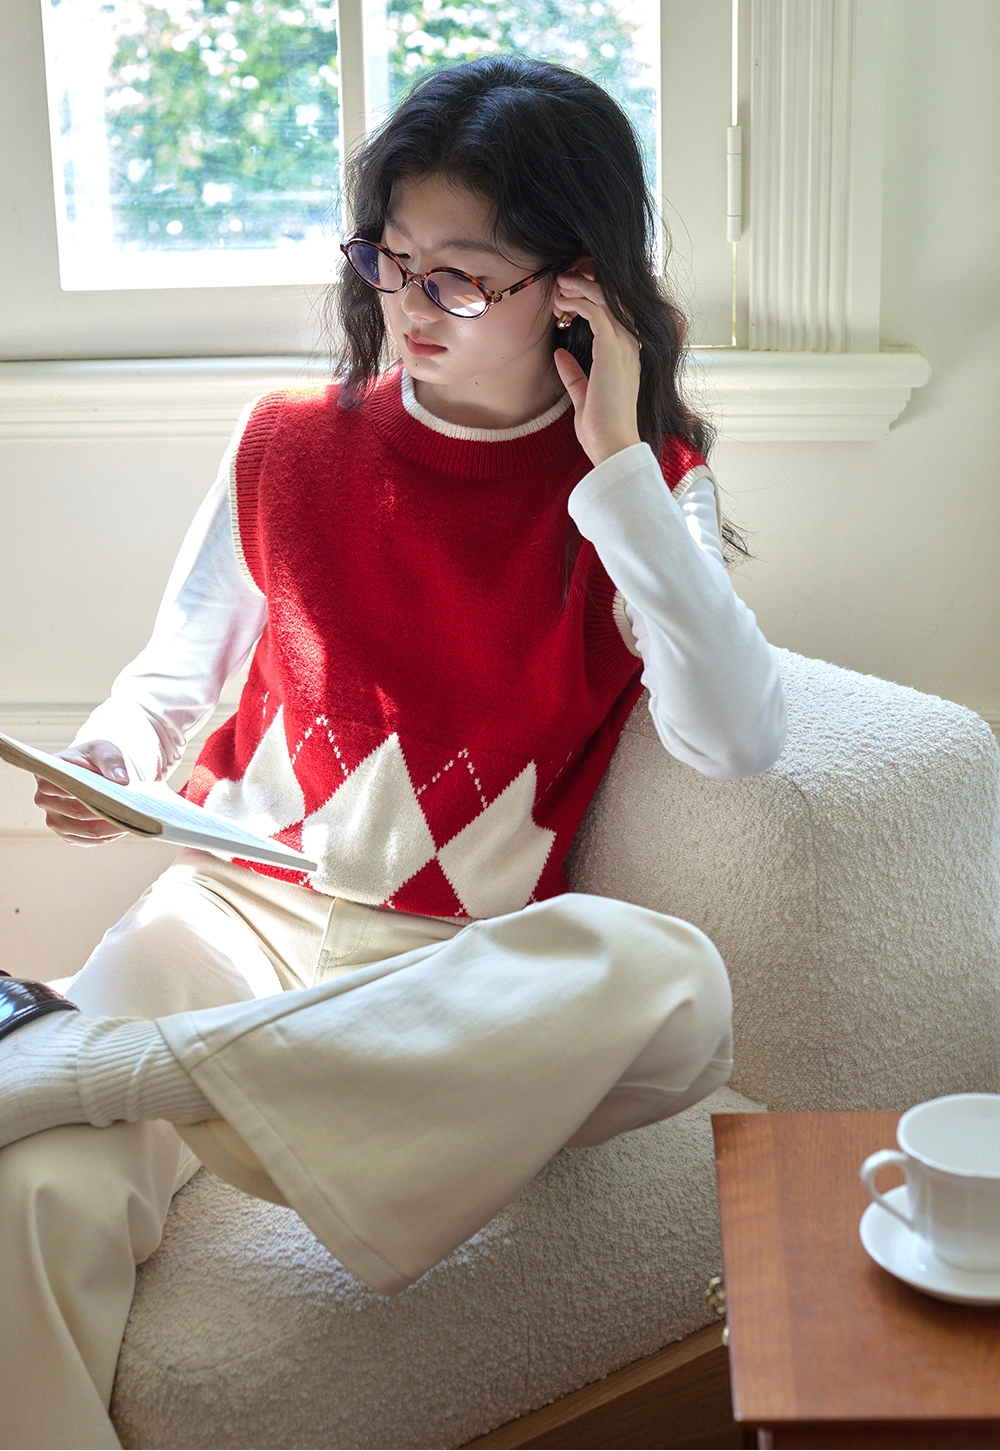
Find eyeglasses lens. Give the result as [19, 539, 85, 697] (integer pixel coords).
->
[347, 242, 405, 291]
[424, 273, 488, 317]
[347, 242, 488, 316]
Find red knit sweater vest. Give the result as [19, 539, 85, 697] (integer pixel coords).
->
[182, 364, 705, 919]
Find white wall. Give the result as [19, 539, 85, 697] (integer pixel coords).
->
[722, 0, 1000, 718]
[0, 436, 239, 977]
[2, 0, 997, 979]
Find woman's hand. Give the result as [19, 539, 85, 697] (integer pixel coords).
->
[551, 264, 642, 468]
[34, 740, 131, 845]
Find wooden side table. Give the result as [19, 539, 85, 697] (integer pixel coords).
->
[713, 1112, 1000, 1449]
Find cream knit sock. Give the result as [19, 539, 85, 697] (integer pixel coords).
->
[0, 1011, 214, 1150]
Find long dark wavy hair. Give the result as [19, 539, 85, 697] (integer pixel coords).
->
[329, 55, 748, 566]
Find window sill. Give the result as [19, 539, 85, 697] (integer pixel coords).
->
[0, 347, 930, 444]
[687, 347, 931, 441]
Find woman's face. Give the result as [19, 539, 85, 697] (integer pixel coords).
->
[377, 172, 564, 391]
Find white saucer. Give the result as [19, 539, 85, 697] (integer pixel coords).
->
[860, 1185, 1000, 1305]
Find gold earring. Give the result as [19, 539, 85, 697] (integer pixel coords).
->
[555, 313, 573, 329]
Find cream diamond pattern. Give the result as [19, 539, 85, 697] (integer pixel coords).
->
[302, 734, 438, 904]
[206, 712, 554, 915]
[203, 706, 306, 838]
[436, 762, 556, 919]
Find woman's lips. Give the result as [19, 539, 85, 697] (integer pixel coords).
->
[404, 333, 447, 355]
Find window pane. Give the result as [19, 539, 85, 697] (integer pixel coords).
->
[365, 0, 659, 193]
[42, 0, 343, 290]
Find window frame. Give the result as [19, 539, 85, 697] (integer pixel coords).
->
[0, 0, 932, 439]
[1, 0, 736, 359]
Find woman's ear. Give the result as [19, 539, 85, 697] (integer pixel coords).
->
[565, 255, 596, 280]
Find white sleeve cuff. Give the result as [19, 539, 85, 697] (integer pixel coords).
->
[71, 699, 167, 784]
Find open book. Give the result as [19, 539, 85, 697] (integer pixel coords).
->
[0, 730, 318, 873]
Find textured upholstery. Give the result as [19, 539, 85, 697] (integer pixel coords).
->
[569, 648, 1000, 1110]
[112, 1084, 762, 1450]
[111, 650, 1000, 1448]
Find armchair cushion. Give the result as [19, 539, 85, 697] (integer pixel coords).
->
[568, 648, 1000, 1110]
[112, 1085, 763, 1450]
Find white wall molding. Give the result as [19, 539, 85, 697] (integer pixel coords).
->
[690, 347, 930, 442]
[0, 356, 333, 442]
[5, 696, 997, 764]
[748, 0, 887, 352]
[0, 348, 930, 445]
[0, 704, 99, 756]
[3, 697, 995, 752]
[0, 702, 232, 761]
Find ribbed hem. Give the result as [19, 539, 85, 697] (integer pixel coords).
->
[366, 363, 582, 477]
[78, 1019, 215, 1128]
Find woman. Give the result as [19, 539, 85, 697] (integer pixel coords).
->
[1, 56, 784, 1449]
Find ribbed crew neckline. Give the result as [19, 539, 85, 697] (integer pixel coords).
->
[364, 362, 581, 478]
[400, 366, 572, 441]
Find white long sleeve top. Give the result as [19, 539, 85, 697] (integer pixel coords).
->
[74, 390, 786, 785]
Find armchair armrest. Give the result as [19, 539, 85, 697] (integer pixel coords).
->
[567, 649, 1000, 1111]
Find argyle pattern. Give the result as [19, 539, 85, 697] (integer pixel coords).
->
[181, 366, 703, 918]
[202, 707, 556, 918]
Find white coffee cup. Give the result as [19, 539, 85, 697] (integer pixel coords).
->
[860, 1093, 1000, 1273]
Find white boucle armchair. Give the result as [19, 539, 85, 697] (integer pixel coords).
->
[109, 650, 1000, 1450]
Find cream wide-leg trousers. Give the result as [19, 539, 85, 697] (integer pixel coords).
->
[0, 849, 732, 1451]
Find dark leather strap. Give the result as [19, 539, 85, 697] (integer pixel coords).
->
[0, 971, 80, 1043]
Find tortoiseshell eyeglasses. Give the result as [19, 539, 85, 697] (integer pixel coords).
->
[340, 233, 558, 319]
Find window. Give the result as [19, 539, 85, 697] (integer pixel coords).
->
[44, 0, 345, 290]
[1, 0, 735, 357]
[43, 0, 661, 290]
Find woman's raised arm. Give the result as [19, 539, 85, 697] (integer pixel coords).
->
[568, 444, 787, 779]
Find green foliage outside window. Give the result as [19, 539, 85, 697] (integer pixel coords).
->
[104, 0, 341, 250]
[379, 0, 656, 174]
[101, 0, 655, 252]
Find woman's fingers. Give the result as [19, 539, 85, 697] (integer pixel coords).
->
[554, 288, 610, 332]
[49, 817, 125, 845]
[553, 347, 588, 406]
[36, 795, 119, 829]
[552, 271, 642, 469]
[36, 795, 126, 841]
[554, 275, 640, 349]
[33, 739, 131, 843]
[555, 290, 638, 351]
[555, 275, 605, 305]
[34, 789, 126, 837]
[555, 291, 640, 374]
[70, 740, 130, 784]
[33, 776, 112, 820]
[33, 786, 104, 821]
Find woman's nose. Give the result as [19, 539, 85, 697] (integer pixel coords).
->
[400, 278, 440, 323]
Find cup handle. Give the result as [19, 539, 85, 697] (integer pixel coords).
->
[860, 1149, 914, 1229]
